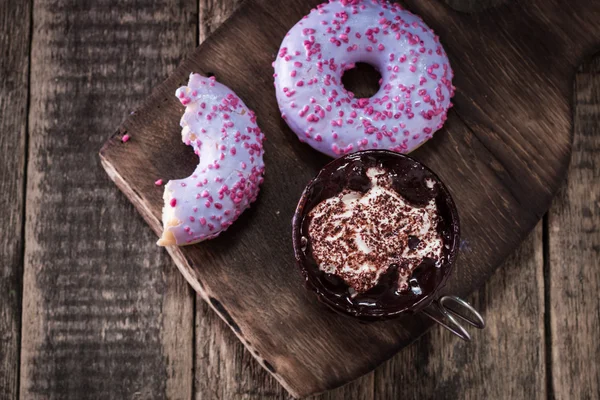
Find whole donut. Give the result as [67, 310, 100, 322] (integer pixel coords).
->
[158, 73, 265, 246]
[273, 0, 454, 157]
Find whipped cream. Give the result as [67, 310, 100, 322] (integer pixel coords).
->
[307, 167, 443, 294]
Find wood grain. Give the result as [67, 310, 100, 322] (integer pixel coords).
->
[0, 0, 593, 398]
[193, 2, 281, 399]
[190, 2, 546, 398]
[0, 1, 31, 398]
[192, 227, 546, 399]
[195, 297, 374, 400]
[548, 57, 600, 399]
[199, 0, 243, 43]
[374, 225, 545, 400]
[99, 0, 600, 397]
[443, 0, 505, 12]
[193, 5, 375, 399]
[370, 5, 547, 399]
[19, 0, 196, 398]
[194, 3, 285, 398]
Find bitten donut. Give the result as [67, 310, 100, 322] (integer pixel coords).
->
[157, 73, 265, 246]
[273, 0, 454, 158]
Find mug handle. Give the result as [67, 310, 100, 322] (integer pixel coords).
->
[422, 295, 485, 341]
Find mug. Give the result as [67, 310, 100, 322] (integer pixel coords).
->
[292, 150, 484, 340]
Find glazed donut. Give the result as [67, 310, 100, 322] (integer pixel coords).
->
[273, 0, 454, 158]
[157, 73, 265, 246]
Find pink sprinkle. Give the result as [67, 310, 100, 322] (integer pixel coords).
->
[154, 179, 163, 186]
[121, 134, 130, 143]
[170, 198, 177, 207]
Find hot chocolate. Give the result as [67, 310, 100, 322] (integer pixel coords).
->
[307, 167, 443, 296]
[293, 150, 460, 319]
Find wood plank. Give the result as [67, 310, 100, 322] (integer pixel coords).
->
[548, 56, 600, 399]
[195, 299, 287, 399]
[196, 298, 375, 400]
[100, 0, 600, 396]
[192, 4, 374, 398]
[196, 229, 547, 400]
[0, 1, 31, 398]
[19, 1, 196, 398]
[199, 0, 243, 43]
[196, 293, 376, 399]
[374, 225, 545, 399]
[193, 2, 282, 399]
[193, 2, 374, 399]
[370, 4, 545, 400]
[193, 3, 283, 399]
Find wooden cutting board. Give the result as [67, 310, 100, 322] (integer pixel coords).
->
[100, 0, 600, 397]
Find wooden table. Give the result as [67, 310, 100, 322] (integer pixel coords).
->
[1, 0, 598, 398]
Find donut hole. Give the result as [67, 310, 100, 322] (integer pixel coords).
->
[341, 62, 381, 99]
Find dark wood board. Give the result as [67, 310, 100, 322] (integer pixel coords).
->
[190, 4, 553, 400]
[100, 0, 600, 397]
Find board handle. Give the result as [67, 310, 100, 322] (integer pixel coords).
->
[422, 296, 485, 341]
